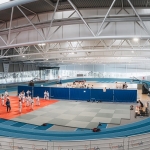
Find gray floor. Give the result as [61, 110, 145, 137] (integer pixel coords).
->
[107, 105, 147, 128]
[12, 101, 131, 129]
[48, 125, 76, 131]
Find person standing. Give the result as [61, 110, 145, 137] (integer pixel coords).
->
[30, 97, 34, 110]
[5, 90, 8, 99]
[46, 91, 49, 100]
[44, 91, 47, 99]
[19, 100, 22, 114]
[26, 90, 31, 97]
[6, 98, 11, 113]
[36, 96, 40, 106]
[26, 96, 29, 107]
[1, 94, 4, 106]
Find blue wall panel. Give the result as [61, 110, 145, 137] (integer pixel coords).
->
[18, 86, 33, 96]
[114, 89, 137, 102]
[51, 87, 69, 99]
[34, 87, 50, 98]
[70, 88, 90, 101]
[18, 86, 137, 102]
[91, 89, 113, 102]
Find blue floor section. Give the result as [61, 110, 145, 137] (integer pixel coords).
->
[2, 120, 53, 130]
[98, 123, 107, 129]
[76, 124, 107, 131]
[0, 119, 7, 123]
[34, 124, 53, 130]
[11, 122, 27, 127]
[21, 124, 38, 129]
[2, 120, 18, 126]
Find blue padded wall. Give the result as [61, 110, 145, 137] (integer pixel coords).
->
[50, 87, 69, 99]
[18, 86, 33, 96]
[34, 87, 50, 98]
[18, 86, 137, 102]
[91, 89, 113, 102]
[114, 89, 137, 102]
[70, 88, 91, 101]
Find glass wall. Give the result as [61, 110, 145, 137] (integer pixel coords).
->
[0, 69, 59, 84]
[59, 64, 150, 80]
[40, 69, 58, 80]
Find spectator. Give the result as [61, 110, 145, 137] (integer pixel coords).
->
[137, 100, 144, 108]
[6, 98, 11, 113]
[19, 100, 22, 114]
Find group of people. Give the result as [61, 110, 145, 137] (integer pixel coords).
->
[1, 90, 41, 114]
[18, 90, 40, 113]
[66, 80, 94, 89]
[116, 82, 128, 89]
[135, 100, 149, 116]
[44, 91, 49, 100]
[1, 90, 11, 112]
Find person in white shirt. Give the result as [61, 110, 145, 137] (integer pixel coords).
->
[19, 100, 22, 114]
[103, 87, 106, 92]
[30, 97, 34, 110]
[1, 94, 4, 106]
[46, 91, 49, 100]
[26, 90, 31, 97]
[25, 96, 29, 107]
[18, 92, 22, 100]
[21, 91, 25, 103]
[36, 96, 40, 106]
[5, 90, 8, 99]
[44, 91, 47, 99]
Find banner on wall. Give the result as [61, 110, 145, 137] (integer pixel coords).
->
[3, 63, 9, 74]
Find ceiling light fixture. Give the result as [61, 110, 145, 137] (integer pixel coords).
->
[22, 56, 25, 57]
[38, 43, 46, 46]
[133, 38, 139, 42]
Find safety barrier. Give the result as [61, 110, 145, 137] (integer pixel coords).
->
[0, 132, 149, 150]
[18, 86, 137, 102]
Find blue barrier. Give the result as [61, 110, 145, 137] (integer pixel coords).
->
[91, 89, 113, 102]
[114, 89, 137, 102]
[70, 88, 91, 101]
[18, 86, 137, 102]
[51, 87, 69, 99]
[34, 87, 50, 98]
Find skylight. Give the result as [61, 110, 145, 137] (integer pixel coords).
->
[0, 0, 10, 5]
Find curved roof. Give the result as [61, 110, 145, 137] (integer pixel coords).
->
[0, 0, 150, 22]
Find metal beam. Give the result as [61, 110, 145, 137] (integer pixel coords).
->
[2, 47, 150, 59]
[2, 15, 150, 36]
[46, 0, 59, 39]
[67, 0, 95, 37]
[17, 6, 45, 40]
[127, 0, 150, 35]
[7, 7, 14, 45]
[0, 0, 37, 11]
[1, 36, 150, 49]
[97, 0, 116, 36]
[20, 5, 37, 15]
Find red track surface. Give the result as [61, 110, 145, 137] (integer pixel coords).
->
[0, 96, 58, 120]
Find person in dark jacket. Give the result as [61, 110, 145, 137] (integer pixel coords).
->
[6, 98, 11, 112]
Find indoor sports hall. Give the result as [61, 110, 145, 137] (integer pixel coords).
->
[0, 0, 150, 150]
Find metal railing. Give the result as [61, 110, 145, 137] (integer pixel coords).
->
[0, 132, 150, 150]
